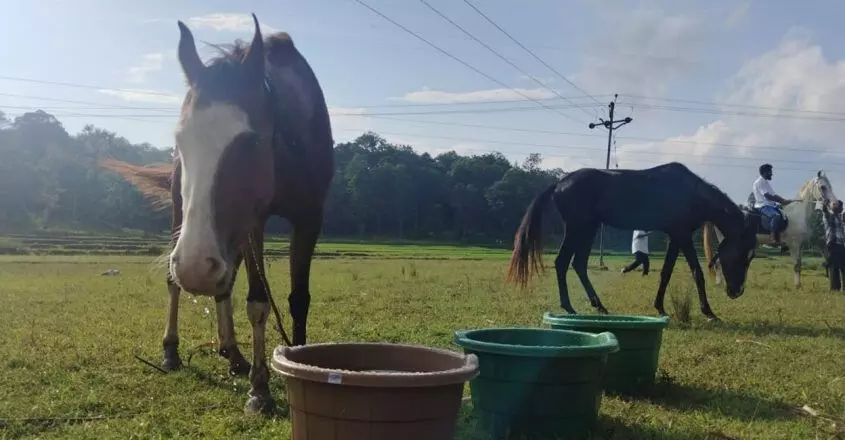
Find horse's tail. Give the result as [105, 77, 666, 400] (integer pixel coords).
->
[702, 221, 716, 277]
[506, 183, 558, 289]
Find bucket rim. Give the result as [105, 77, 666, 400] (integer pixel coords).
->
[542, 312, 671, 330]
[270, 342, 479, 388]
[453, 327, 619, 358]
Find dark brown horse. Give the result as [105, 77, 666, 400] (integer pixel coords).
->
[101, 14, 334, 414]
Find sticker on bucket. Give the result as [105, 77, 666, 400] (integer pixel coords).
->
[327, 372, 343, 384]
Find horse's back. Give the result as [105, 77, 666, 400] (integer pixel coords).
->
[264, 33, 333, 152]
[263, 33, 334, 200]
[554, 162, 710, 228]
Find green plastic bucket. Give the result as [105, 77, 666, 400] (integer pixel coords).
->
[454, 327, 619, 439]
[542, 313, 670, 395]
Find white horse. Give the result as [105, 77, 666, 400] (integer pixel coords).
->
[703, 171, 838, 288]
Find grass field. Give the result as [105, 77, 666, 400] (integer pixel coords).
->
[2, 243, 845, 439]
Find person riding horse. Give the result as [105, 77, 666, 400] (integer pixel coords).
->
[752, 163, 794, 248]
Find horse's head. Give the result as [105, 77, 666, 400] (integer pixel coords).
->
[710, 214, 758, 299]
[170, 14, 276, 295]
[800, 170, 838, 206]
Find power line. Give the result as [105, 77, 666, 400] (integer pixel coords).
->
[417, 0, 595, 120]
[0, 75, 178, 97]
[3, 100, 842, 171]
[623, 94, 845, 117]
[333, 128, 844, 174]
[0, 93, 177, 112]
[4, 74, 845, 118]
[460, 0, 603, 107]
[329, 127, 845, 168]
[350, 0, 586, 124]
[340, 114, 845, 156]
[7, 95, 845, 123]
[5, 102, 845, 157]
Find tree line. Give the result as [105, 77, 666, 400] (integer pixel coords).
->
[0, 109, 824, 253]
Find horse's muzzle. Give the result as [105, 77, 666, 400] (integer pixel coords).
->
[727, 285, 745, 299]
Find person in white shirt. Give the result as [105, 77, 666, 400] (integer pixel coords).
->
[752, 163, 793, 247]
[621, 230, 652, 275]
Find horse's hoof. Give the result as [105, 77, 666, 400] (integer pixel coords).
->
[229, 361, 252, 377]
[244, 394, 275, 416]
[562, 307, 578, 315]
[705, 314, 720, 323]
[161, 356, 182, 372]
[220, 347, 251, 377]
[595, 306, 609, 315]
[655, 307, 667, 316]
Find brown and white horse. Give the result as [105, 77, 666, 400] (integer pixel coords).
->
[102, 14, 334, 414]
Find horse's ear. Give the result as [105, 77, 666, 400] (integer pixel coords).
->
[177, 21, 203, 85]
[818, 170, 825, 178]
[241, 13, 265, 83]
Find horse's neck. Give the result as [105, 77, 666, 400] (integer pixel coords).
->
[710, 209, 743, 241]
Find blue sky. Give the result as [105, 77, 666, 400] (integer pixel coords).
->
[3, 0, 845, 202]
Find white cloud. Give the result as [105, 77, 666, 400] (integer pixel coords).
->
[126, 51, 174, 84]
[575, 7, 709, 97]
[186, 13, 279, 34]
[616, 28, 845, 200]
[397, 87, 556, 104]
[98, 89, 183, 105]
[724, 1, 752, 30]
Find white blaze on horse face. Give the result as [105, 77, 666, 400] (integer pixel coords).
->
[171, 103, 251, 294]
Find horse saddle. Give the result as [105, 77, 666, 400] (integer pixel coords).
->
[742, 206, 789, 235]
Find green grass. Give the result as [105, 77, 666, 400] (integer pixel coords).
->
[1, 249, 844, 439]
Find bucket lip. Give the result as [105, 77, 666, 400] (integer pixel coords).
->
[453, 327, 619, 358]
[270, 342, 479, 388]
[542, 312, 671, 330]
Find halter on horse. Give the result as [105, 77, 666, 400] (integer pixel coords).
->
[101, 15, 334, 414]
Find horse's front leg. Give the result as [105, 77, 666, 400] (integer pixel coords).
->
[654, 242, 680, 316]
[162, 274, 183, 371]
[571, 223, 607, 313]
[244, 234, 274, 415]
[289, 214, 323, 346]
[214, 254, 250, 377]
[791, 240, 802, 288]
[679, 240, 717, 321]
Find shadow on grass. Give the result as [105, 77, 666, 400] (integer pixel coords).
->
[454, 399, 713, 440]
[636, 371, 794, 422]
[698, 318, 845, 340]
[588, 416, 709, 440]
[181, 365, 291, 419]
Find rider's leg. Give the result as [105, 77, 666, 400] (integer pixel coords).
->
[761, 206, 782, 245]
[770, 211, 784, 244]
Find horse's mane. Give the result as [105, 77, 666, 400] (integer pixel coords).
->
[797, 173, 832, 202]
[186, 41, 251, 87]
[667, 163, 739, 209]
[670, 162, 745, 230]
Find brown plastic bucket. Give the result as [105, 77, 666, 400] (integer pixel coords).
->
[271, 342, 479, 440]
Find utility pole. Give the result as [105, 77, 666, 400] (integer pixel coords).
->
[589, 94, 632, 270]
